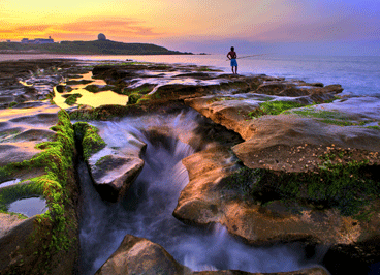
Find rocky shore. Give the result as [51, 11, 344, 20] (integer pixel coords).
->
[0, 58, 379, 274]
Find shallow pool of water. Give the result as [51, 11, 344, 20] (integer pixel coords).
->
[8, 197, 47, 217]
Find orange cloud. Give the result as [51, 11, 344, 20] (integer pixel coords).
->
[0, 18, 163, 41]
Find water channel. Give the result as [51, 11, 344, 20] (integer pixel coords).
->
[76, 110, 326, 275]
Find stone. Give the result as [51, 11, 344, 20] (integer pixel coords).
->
[0, 215, 36, 271]
[95, 235, 191, 275]
[88, 153, 145, 202]
[231, 114, 380, 172]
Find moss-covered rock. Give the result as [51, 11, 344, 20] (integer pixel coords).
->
[63, 93, 82, 105]
[0, 110, 79, 275]
[73, 122, 106, 160]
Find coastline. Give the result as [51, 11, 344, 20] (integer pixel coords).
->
[0, 58, 379, 275]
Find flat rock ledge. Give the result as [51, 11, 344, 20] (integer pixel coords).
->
[173, 147, 376, 246]
[95, 234, 328, 275]
[184, 96, 380, 173]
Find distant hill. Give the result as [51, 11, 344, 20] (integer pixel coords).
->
[0, 40, 192, 55]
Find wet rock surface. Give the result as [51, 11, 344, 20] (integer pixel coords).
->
[87, 146, 146, 203]
[95, 234, 191, 275]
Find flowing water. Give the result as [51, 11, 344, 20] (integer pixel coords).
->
[77, 111, 326, 275]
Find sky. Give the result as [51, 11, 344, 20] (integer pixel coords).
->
[1, 0, 379, 55]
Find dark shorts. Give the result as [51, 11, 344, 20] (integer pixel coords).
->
[230, 59, 237, 67]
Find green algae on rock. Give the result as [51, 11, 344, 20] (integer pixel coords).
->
[248, 100, 303, 119]
[223, 158, 380, 217]
[73, 122, 106, 160]
[63, 93, 83, 105]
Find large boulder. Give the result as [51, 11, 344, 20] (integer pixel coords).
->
[76, 121, 147, 203]
[88, 148, 145, 202]
[95, 235, 191, 275]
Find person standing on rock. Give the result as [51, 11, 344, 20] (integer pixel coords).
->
[227, 46, 237, 74]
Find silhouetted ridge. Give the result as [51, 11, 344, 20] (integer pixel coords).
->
[0, 40, 192, 55]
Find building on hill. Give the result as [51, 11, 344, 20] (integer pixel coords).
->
[21, 36, 54, 44]
[98, 33, 106, 41]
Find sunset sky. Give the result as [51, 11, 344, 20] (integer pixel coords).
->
[1, 0, 379, 55]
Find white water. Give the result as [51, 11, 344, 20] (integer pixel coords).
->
[78, 111, 326, 275]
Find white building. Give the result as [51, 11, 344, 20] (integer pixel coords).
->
[22, 36, 55, 44]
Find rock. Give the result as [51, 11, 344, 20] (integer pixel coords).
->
[231, 115, 380, 172]
[0, 59, 77, 108]
[184, 95, 258, 140]
[0, 215, 36, 271]
[84, 122, 147, 202]
[0, 102, 60, 171]
[92, 66, 138, 82]
[88, 153, 145, 202]
[176, 72, 213, 79]
[173, 146, 380, 247]
[172, 146, 241, 225]
[95, 235, 191, 275]
[56, 85, 65, 93]
[254, 82, 342, 102]
[255, 82, 292, 95]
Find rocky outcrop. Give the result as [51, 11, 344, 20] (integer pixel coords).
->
[184, 94, 380, 173]
[95, 234, 191, 275]
[232, 114, 380, 172]
[0, 101, 60, 175]
[2, 58, 379, 275]
[174, 146, 372, 246]
[87, 148, 145, 202]
[74, 121, 147, 202]
[0, 59, 79, 109]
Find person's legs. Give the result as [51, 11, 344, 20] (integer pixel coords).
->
[230, 59, 237, 74]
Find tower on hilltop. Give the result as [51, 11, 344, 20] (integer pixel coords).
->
[98, 33, 106, 41]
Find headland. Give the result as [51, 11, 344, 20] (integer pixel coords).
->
[0, 35, 192, 55]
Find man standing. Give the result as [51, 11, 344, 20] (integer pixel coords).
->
[227, 46, 237, 74]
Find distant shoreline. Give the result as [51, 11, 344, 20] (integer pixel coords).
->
[0, 51, 194, 55]
[0, 40, 193, 56]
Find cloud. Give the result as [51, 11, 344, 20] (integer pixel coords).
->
[58, 19, 162, 37]
[242, 12, 380, 43]
[0, 24, 53, 36]
[0, 18, 163, 40]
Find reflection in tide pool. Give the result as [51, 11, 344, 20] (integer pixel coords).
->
[53, 71, 129, 110]
[8, 197, 47, 217]
[75, 90, 128, 107]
